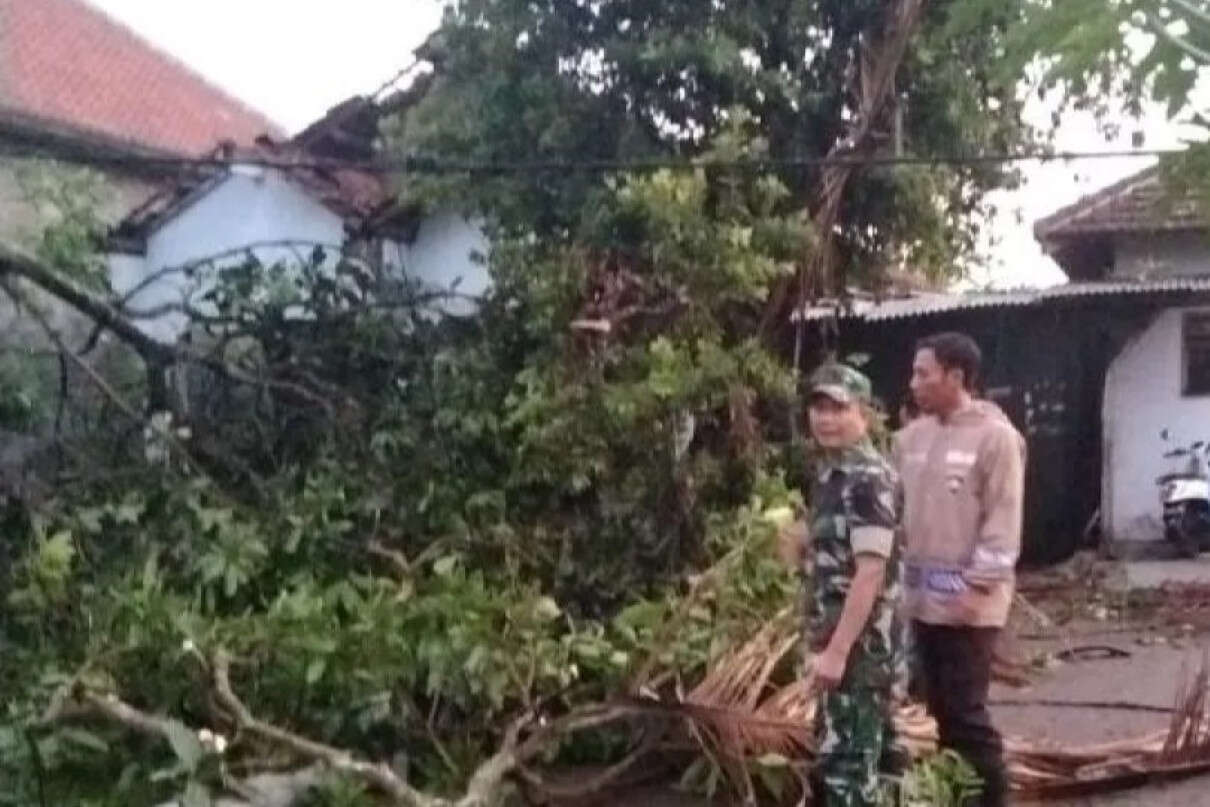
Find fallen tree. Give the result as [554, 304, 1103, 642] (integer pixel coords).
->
[0, 1, 1102, 802]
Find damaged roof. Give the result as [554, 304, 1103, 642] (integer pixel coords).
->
[109, 86, 429, 250]
[1034, 165, 1206, 249]
[108, 71, 441, 251]
[111, 136, 395, 248]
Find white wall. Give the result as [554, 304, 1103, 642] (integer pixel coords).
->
[111, 166, 347, 340]
[108, 167, 492, 339]
[1104, 306, 1210, 541]
[1115, 232, 1210, 279]
[387, 212, 490, 316]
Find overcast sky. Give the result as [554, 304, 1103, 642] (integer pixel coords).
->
[89, 0, 1191, 289]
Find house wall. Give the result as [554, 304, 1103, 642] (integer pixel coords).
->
[113, 167, 491, 339]
[112, 167, 347, 340]
[1103, 306, 1210, 542]
[406, 211, 489, 297]
[387, 212, 491, 315]
[1115, 232, 1210, 279]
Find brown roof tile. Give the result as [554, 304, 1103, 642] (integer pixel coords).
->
[113, 137, 394, 245]
[0, 0, 282, 155]
[1034, 165, 1207, 250]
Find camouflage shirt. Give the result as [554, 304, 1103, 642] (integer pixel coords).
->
[803, 440, 902, 690]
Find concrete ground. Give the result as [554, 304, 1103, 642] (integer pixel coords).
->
[994, 630, 1205, 805]
[998, 557, 1210, 805]
[566, 558, 1210, 806]
[1123, 557, 1210, 588]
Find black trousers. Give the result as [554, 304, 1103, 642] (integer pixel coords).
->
[912, 622, 1008, 807]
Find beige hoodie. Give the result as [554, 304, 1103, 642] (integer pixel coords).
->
[893, 399, 1026, 627]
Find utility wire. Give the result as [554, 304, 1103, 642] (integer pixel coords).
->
[0, 144, 1190, 177]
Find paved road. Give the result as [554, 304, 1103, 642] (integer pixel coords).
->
[994, 622, 1210, 805]
[1123, 557, 1210, 588]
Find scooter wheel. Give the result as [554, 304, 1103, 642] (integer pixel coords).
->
[1171, 517, 1202, 559]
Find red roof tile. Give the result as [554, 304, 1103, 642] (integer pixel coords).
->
[0, 0, 282, 155]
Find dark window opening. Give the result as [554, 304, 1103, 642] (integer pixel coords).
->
[1183, 312, 1210, 396]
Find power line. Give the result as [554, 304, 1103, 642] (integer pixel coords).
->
[0, 143, 1190, 177]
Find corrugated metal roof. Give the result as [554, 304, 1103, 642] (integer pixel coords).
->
[798, 277, 1210, 322]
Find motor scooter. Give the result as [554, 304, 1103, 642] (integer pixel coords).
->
[1157, 430, 1210, 558]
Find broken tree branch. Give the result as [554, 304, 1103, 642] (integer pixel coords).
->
[211, 648, 638, 807]
[0, 242, 171, 363]
[211, 650, 437, 807]
[0, 241, 341, 417]
[761, 0, 926, 337]
[515, 728, 662, 800]
[0, 277, 217, 486]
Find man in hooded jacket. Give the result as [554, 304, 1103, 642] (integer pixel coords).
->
[895, 332, 1026, 807]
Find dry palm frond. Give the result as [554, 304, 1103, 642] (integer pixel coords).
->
[677, 612, 808, 761]
[615, 636, 1210, 804]
[1007, 656, 1210, 800]
[1163, 653, 1210, 761]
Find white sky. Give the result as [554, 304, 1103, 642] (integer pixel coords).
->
[88, 1, 445, 132]
[87, 0, 1196, 290]
[973, 105, 1187, 290]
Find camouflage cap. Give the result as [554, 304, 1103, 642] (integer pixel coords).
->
[806, 362, 873, 405]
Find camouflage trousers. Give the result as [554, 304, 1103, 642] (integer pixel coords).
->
[814, 686, 896, 807]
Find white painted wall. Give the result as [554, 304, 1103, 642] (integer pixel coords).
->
[1115, 232, 1210, 279]
[1104, 306, 1210, 542]
[110, 166, 347, 341]
[385, 212, 490, 316]
[108, 167, 491, 339]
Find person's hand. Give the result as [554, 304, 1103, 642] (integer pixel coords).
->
[813, 646, 848, 690]
[961, 572, 993, 594]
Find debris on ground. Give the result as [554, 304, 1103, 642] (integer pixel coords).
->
[536, 560, 1210, 805]
[614, 593, 1210, 804]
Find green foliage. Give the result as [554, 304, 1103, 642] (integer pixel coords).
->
[387, 0, 1037, 288]
[18, 162, 110, 290]
[0, 124, 810, 803]
[989, 0, 1210, 119]
[896, 750, 984, 807]
[0, 5, 1054, 802]
[992, 0, 1210, 229]
[300, 777, 376, 807]
[0, 351, 56, 431]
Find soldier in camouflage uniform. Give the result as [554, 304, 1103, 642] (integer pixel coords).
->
[801, 363, 903, 807]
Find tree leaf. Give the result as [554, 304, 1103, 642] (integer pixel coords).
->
[114, 501, 144, 525]
[306, 658, 327, 686]
[58, 727, 109, 753]
[182, 780, 210, 807]
[432, 555, 459, 576]
[163, 720, 203, 772]
[533, 596, 561, 621]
